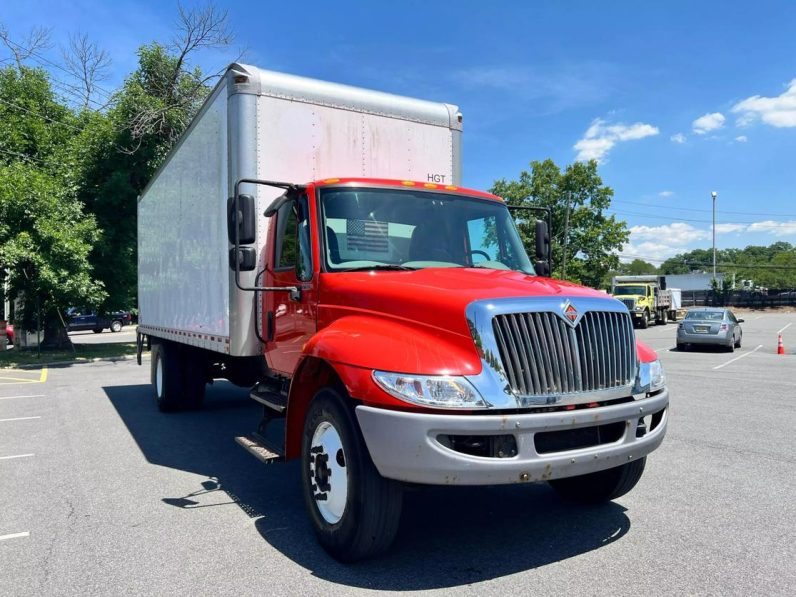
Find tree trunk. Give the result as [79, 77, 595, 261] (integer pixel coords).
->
[41, 313, 73, 350]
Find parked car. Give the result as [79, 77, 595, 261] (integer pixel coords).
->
[66, 307, 131, 333]
[677, 308, 744, 352]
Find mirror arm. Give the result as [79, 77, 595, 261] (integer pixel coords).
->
[232, 178, 306, 293]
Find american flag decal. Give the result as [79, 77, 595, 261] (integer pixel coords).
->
[346, 219, 389, 252]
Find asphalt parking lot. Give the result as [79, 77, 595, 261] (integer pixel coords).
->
[1, 314, 794, 596]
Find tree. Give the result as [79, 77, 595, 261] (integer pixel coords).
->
[0, 66, 104, 347]
[74, 3, 235, 311]
[61, 33, 111, 110]
[621, 258, 658, 275]
[491, 159, 629, 288]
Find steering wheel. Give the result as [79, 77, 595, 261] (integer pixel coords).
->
[468, 250, 491, 262]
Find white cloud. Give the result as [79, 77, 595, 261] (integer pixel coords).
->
[732, 79, 796, 128]
[574, 118, 659, 162]
[715, 223, 747, 234]
[658, 190, 674, 198]
[692, 112, 725, 135]
[735, 135, 748, 142]
[670, 133, 686, 144]
[747, 220, 796, 236]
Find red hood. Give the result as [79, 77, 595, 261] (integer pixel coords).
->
[319, 268, 611, 338]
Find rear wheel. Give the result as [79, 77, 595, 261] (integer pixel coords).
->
[549, 457, 647, 504]
[735, 334, 742, 348]
[151, 342, 185, 412]
[301, 387, 403, 562]
[657, 309, 668, 325]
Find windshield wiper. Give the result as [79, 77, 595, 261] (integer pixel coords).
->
[337, 264, 417, 272]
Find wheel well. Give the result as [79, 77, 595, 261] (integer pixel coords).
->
[285, 357, 346, 460]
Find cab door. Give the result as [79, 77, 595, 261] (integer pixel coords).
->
[263, 194, 317, 375]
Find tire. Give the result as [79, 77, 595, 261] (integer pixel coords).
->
[549, 457, 647, 504]
[726, 341, 735, 353]
[92, 328, 103, 334]
[301, 387, 403, 562]
[677, 343, 687, 351]
[639, 310, 649, 329]
[110, 320, 123, 333]
[735, 334, 742, 348]
[151, 342, 185, 412]
[656, 309, 668, 325]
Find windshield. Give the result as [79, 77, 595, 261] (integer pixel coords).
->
[614, 285, 646, 296]
[320, 187, 535, 274]
[685, 310, 725, 321]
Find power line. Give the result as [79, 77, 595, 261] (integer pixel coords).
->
[606, 208, 768, 226]
[0, 146, 62, 169]
[613, 198, 796, 219]
[617, 253, 796, 270]
[0, 96, 84, 133]
[2, 36, 114, 99]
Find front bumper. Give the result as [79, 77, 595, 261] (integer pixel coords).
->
[355, 389, 668, 485]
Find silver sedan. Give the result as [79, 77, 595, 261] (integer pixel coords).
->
[676, 308, 744, 352]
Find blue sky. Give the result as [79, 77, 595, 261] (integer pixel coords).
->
[2, 0, 796, 264]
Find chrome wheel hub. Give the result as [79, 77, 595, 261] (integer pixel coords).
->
[309, 421, 347, 524]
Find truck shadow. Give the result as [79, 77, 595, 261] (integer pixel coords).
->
[105, 382, 631, 590]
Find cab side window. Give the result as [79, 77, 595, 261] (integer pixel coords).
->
[274, 195, 312, 281]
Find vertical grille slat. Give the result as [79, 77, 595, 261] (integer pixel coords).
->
[491, 309, 634, 398]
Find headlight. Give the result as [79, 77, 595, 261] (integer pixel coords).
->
[372, 371, 490, 409]
[634, 359, 666, 394]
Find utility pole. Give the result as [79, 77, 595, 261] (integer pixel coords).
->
[711, 191, 717, 284]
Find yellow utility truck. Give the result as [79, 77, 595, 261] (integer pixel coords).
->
[612, 275, 680, 328]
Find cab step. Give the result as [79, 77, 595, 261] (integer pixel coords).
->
[249, 386, 287, 414]
[235, 433, 285, 464]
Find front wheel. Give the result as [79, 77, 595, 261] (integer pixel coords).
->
[110, 320, 123, 333]
[301, 388, 403, 562]
[639, 311, 649, 329]
[549, 457, 647, 504]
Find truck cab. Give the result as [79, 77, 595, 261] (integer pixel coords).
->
[223, 177, 668, 560]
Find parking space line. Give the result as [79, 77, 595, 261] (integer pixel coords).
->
[0, 367, 48, 385]
[0, 394, 45, 401]
[713, 344, 763, 370]
[0, 416, 42, 423]
[777, 322, 792, 335]
[0, 453, 34, 460]
[0, 532, 29, 541]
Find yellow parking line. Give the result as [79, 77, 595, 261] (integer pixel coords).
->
[0, 367, 48, 385]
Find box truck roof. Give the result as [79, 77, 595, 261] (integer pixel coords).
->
[230, 63, 462, 129]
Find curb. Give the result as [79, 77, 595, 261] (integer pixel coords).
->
[2, 354, 150, 370]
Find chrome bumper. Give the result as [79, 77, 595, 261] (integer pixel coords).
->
[355, 389, 668, 485]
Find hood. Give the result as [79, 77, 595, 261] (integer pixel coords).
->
[319, 267, 614, 337]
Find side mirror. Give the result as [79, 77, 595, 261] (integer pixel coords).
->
[229, 247, 257, 271]
[227, 194, 256, 244]
[534, 220, 551, 277]
[737, 318, 745, 323]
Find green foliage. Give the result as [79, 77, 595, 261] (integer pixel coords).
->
[491, 159, 629, 288]
[660, 243, 796, 289]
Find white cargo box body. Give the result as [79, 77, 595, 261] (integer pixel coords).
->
[138, 64, 462, 357]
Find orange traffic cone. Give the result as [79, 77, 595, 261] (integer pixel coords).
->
[777, 334, 785, 355]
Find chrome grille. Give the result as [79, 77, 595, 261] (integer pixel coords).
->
[491, 311, 635, 396]
[620, 298, 635, 311]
